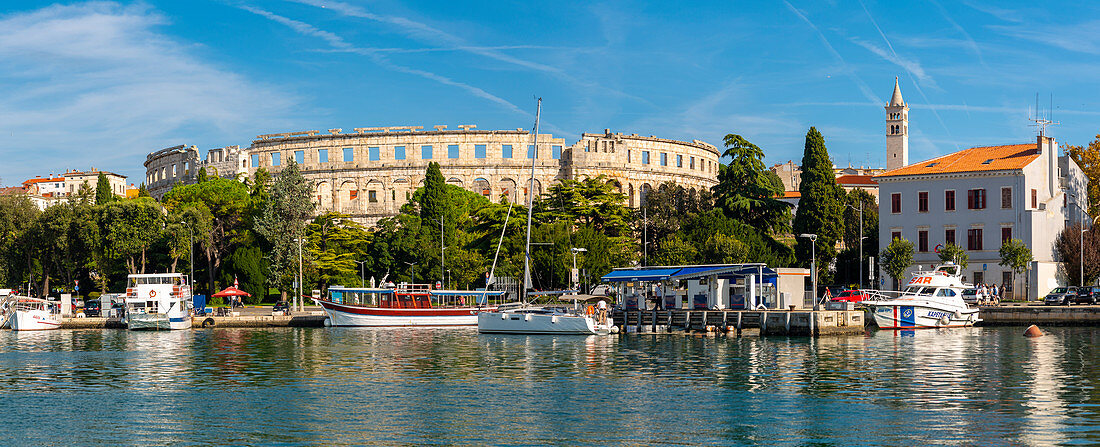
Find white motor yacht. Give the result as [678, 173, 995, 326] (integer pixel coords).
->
[867, 263, 981, 329]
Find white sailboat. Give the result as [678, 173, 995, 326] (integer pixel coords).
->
[477, 98, 615, 335]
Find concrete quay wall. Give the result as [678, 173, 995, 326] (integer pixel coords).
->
[979, 305, 1100, 326]
[59, 314, 328, 329]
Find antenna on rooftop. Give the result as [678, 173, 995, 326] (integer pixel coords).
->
[1029, 92, 1058, 137]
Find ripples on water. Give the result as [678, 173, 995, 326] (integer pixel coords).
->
[1, 327, 1099, 445]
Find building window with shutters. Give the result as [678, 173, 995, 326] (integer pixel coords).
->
[891, 193, 902, 214]
[945, 190, 956, 211]
[1001, 187, 1012, 209]
[1001, 227, 1012, 243]
[967, 228, 983, 251]
[918, 230, 929, 252]
[368, 190, 377, 203]
[945, 228, 955, 246]
[891, 231, 901, 241]
[967, 189, 986, 209]
[918, 191, 929, 213]
[1032, 189, 1038, 208]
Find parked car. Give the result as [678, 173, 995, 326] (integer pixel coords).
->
[83, 299, 101, 317]
[1044, 287, 1076, 306]
[831, 290, 870, 302]
[1073, 286, 1100, 305]
[272, 301, 290, 314]
[961, 288, 983, 306]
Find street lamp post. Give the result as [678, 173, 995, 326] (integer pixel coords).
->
[180, 221, 193, 292]
[404, 261, 417, 284]
[799, 233, 818, 307]
[353, 260, 367, 287]
[295, 237, 303, 312]
[846, 201, 863, 289]
[570, 247, 587, 294]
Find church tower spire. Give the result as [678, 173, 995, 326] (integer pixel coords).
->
[885, 77, 909, 171]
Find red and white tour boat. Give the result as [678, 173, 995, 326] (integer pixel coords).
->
[314, 284, 506, 327]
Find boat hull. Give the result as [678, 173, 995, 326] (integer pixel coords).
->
[477, 311, 613, 335]
[870, 303, 980, 329]
[127, 313, 190, 330]
[10, 310, 61, 331]
[316, 299, 493, 327]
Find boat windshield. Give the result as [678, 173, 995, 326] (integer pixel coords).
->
[904, 286, 934, 295]
[934, 288, 958, 297]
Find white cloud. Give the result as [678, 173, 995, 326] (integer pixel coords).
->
[0, 2, 297, 183]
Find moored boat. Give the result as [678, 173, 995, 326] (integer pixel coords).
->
[124, 273, 192, 330]
[477, 303, 614, 335]
[867, 263, 980, 329]
[7, 297, 61, 331]
[315, 284, 504, 327]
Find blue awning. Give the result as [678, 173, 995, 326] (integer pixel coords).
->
[601, 268, 682, 282]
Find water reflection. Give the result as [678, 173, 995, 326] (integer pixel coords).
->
[1, 327, 1099, 445]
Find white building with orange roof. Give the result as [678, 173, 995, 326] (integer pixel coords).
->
[873, 82, 1087, 298]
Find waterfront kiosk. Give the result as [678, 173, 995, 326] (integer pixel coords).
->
[602, 264, 811, 310]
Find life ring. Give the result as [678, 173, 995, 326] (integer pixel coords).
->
[149, 290, 157, 298]
[934, 244, 943, 254]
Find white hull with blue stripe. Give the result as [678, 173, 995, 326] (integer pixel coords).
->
[867, 263, 980, 329]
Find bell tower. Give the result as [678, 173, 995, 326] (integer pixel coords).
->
[885, 77, 909, 171]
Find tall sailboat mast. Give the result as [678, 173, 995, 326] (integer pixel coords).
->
[522, 98, 541, 302]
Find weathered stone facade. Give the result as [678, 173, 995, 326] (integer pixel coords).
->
[144, 145, 247, 198]
[145, 126, 721, 226]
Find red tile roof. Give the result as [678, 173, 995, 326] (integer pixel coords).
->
[780, 191, 801, 199]
[0, 186, 26, 195]
[836, 174, 877, 186]
[876, 143, 1039, 178]
[22, 177, 64, 186]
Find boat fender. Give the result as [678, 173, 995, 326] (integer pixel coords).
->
[939, 316, 951, 327]
[552, 315, 559, 324]
[501, 312, 507, 320]
[323, 318, 332, 327]
[954, 310, 963, 320]
[202, 318, 215, 328]
[525, 314, 532, 322]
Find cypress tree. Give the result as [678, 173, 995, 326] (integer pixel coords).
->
[95, 173, 113, 205]
[792, 127, 845, 283]
[420, 162, 447, 225]
[197, 167, 208, 183]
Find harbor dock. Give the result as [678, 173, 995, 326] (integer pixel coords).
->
[978, 304, 1100, 326]
[59, 314, 329, 329]
[613, 309, 865, 336]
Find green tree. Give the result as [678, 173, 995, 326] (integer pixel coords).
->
[712, 134, 791, 233]
[937, 243, 969, 269]
[652, 233, 698, 266]
[880, 237, 914, 290]
[95, 173, 113, 205]
[0, 195, 40, 289]
[98, 198, 165, 274]
[999, 238, 1033, 301]
[222, 245, 267, 304]
[162, 177, 251, 294]
[137, 183, 150, 198]
[255, 161, 315, 302]
[306, 212, 371, 289]
[197, 167, 209, 183]
[793, 127, 845, 282]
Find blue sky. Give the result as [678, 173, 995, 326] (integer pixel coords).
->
[1, 0, 1099, 185]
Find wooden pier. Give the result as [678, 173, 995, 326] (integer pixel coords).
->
[612, 309, 866, 336]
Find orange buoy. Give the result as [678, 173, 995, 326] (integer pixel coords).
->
[1024, 325, 1043, 337]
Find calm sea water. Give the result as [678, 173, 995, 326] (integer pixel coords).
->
[1, 326, 1099, 446]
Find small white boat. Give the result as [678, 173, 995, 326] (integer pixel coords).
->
[315, 284, 504, 327]
[8, 297, 62, 331]
[867, 263, 980, 329]
[124, 273, 192, 330]
[477, 305, 614, 335]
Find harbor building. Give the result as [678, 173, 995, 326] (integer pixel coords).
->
[144, 126, 721, 225]
[873, 81, 1087, 299]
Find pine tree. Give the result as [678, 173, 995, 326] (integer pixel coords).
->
[95, 173, 113, 205]
[792, 127, 845, 282]
[255, 161, 315, 304]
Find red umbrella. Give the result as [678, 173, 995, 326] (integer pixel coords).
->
[211, 287, 251, 298]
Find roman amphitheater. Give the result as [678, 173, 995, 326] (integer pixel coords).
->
[145, 125, 721, 226]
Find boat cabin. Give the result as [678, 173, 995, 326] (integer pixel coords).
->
[125, 274, 191, 315]
[327, 284, 507, 308]
[602, 264, 813, 310]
